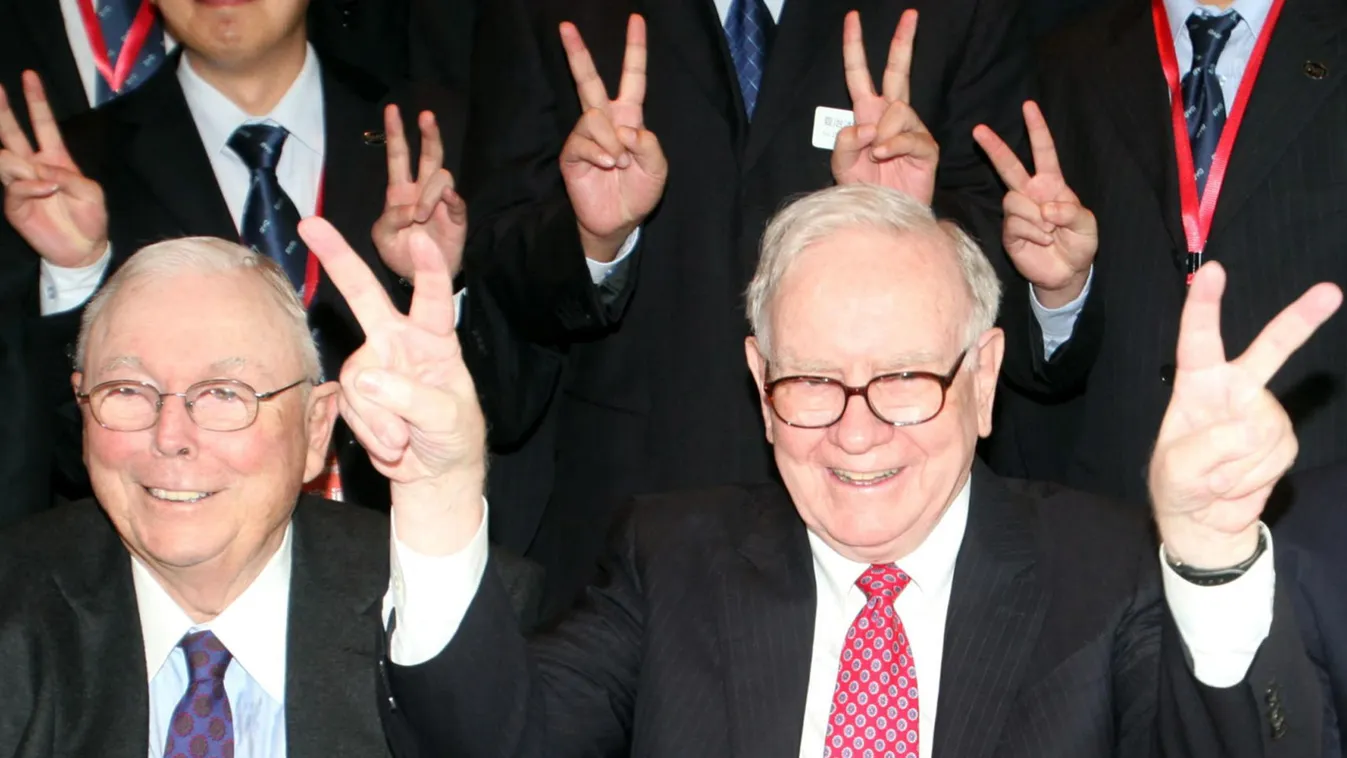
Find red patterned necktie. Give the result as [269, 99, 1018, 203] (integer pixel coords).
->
[824, 564, 920, 758]
[163, 630, 235, 758]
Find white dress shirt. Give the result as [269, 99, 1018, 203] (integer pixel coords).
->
[1033, 0, 1274, 355]
[135, 509, 479, 758]
[57, 0, 179, 108]
[417, 478, 1276, 755]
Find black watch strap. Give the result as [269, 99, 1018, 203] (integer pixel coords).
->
[1165, 528, 1268, 586]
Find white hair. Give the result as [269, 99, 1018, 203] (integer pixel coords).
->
[745, 183, 1003, 357]
[75, 237, 321, 382]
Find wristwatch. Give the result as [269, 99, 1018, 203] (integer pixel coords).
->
[1164, 528, 1268, 587]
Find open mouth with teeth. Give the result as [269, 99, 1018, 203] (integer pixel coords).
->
[829, 469, 900, 486]
[144, 487, 218, 504]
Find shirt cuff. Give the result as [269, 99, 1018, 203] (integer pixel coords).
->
[586, 227, 639, 284]
[1161, 523, 1275, 688]
[39, 244, 113, 316]
[385, 499, 491, 666]
[1030, 266, 1093, 359]
[453, 288, 466, 328]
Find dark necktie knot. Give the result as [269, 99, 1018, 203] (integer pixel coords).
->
[228, 123, 289, 172]
[181, 630, 232, 684]
[1186, 11, 1241, 70]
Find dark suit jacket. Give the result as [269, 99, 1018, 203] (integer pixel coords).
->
[0, 496, 410, 757]
[0, 0, 460, 127]
[0, 51, 550, 521]
[988, 0, 1347, 504]
[465, 0, 1029, 610]
[389, 465, 1320, 757]
[1272, 462, 1347, 756]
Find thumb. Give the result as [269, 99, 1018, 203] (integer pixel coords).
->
[35, 162, 101, 203]
[623, 127, 667, 179]
[355, 368, 473, 432]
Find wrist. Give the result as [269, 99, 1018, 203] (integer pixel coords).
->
[1032, 271, 1089, 309]
[577, 222, 633, 264]
[390, 465, 486, 557]
[1158, 518, 1262, 570]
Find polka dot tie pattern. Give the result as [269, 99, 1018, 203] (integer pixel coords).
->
[163, 630, 235, 758]
[823, 564, 919, 758]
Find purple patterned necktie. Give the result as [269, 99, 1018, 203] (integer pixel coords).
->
[163, 630, 235, 758]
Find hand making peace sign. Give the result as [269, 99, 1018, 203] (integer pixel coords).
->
[1150, 263, 1342, 568]
[973, 101, 1097, 308]
[0, 71, 108, 268]
[831, 10, 939, 205]
[559, 14, 668, 263]
[372, 105, 468, 282]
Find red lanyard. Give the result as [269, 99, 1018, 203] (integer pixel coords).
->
[1151, 0, 1285, 284]
[76, 0, 158, 95]
[301, 175, 324, 309]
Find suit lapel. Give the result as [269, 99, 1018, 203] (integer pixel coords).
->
[121, 59, 236, 240]
[14, 0, 88, 118]
[931, 465, 1049, 758]
[49, 503, 150, 757]
[284, 498, 391, 758]
[715, 485, 817, 758]
[1208, 0, 1347, 238]
[742, 0, 841, 172]
[316, 63, 388, 251]
[639, 0, 740, 126]
[1090, 1, 1188, 255]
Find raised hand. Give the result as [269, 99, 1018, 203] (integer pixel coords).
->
[0, 71, 108, 268]
[1149, 263, 1341, 567]
[559, 14, 668, 262]
[973, 101, 1096, 308]
[372, 105, 467, 282]
[831, 10, 938, 204]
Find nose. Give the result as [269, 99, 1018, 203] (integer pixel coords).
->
[831, 393, 893, 455]
[153, 395, 199, 458]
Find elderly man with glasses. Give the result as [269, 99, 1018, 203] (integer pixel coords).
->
[380, 182, 1335, 758]
[0, 223, 539, 757]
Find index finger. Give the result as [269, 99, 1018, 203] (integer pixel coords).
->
[300, 217, 399, 332]
[0, 82, 34, 157]
[416, 110, 444, 182]
[842, 11, 878, 103]
[1234, 281, 1342, 386]
[972, 123, 1031, 190]
[383, 105, 412, 186]
[407, 234, 456, 334]
[881, 9, 918, 103]
[22, 72, 67, 158]
[1023, 101, 1062, 178]
[1174, 261, 1230, 372]
[560, 21, 612, 110]
[616, 14, 647, 105]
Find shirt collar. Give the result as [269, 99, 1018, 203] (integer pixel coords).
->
[1165, 0, 1273, 43]
[176, 43, 326, 162]
[132, 522, 294, 702]
[808, 476, 971, 604]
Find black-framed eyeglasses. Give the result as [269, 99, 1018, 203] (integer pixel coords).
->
[75, 378, 311, 432]
[763, 350, 968, 429]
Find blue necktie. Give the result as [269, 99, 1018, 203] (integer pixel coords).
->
[228, 124, 310, 294]
[724, 0, 771, 119]
[92, 0, 166, 106]
[162, 631, 234, 758]
[1181, 11, 1241, 196]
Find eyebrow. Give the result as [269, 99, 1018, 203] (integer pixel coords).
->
[774, 350, 945, 375]
[209, 357, 248, 373]
[98, 356, 144, 373]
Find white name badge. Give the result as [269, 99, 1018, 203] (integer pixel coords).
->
[811, 106, 855, 150]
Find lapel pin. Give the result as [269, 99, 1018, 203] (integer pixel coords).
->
[1304, 60, 1329, 79]
[362, 129, 386, 145]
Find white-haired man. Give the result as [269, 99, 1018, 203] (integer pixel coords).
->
[0, 228, 538, 757]
[381, 183, 1334, 757]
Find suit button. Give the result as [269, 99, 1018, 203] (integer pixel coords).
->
[1160, 363, 1176, 384]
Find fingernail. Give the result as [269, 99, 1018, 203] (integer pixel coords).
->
[617, 153, 631, 168]
[356, 370, 383, 395]
[599, 154, 616, 168]
[873, 146, 890, 159]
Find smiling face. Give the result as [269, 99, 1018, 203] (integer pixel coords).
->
[77, 266, 336, 578]
[746, 226, 1004, 564]
[153, 0, 309, 73]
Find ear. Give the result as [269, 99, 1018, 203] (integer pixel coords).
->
[745, 336, 775, 444]
[302, 381, 341, 483]
[71, 371, 83, 397]
[972, 327, 1005, 439]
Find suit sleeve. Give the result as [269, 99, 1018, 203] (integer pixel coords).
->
[458, 0, 636, 348]
[0, 555, 54, 756]
[386, 506, 645, 757]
